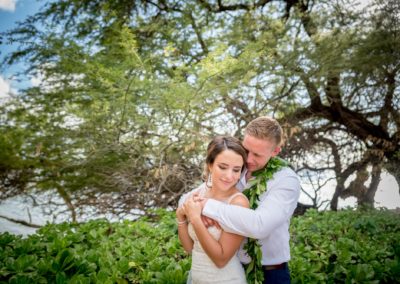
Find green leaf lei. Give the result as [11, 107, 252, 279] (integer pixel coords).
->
[242, 157, 288, 284]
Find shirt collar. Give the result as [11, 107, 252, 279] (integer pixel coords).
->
[237, 168, 249, 191]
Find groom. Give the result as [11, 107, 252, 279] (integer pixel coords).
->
[181, 116, 300, 283]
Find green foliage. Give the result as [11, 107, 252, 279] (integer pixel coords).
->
[290, 209, 400, 283]
[1, 209, 399, 283]
[0, 210, 190, 283]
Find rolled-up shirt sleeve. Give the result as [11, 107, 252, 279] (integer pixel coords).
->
[202, 169, 300, 239]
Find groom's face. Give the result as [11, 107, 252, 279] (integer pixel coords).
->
[242, 134, 281, 173]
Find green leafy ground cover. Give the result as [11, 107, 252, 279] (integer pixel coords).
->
[290, 209, 400, 283]
[0, 209, 399, 283]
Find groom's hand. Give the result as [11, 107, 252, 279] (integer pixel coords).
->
[201, 215, 220, 229]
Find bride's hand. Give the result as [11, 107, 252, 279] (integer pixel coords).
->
[183, 194, 203, 221]
[176, 206, 186, 221]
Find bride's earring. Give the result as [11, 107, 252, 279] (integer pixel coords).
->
[206, 172, 212, 188]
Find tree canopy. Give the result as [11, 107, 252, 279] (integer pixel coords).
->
[0, 0, 399, 220]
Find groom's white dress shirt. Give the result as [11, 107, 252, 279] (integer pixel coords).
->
[202, 167, 300, 266]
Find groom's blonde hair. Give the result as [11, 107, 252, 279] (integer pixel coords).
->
[245, 116, 283, 146]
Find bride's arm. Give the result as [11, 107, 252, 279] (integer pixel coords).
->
[176, 206, 194, 253]
[186, 195, 249, 268]
[176, 186, 205, 253]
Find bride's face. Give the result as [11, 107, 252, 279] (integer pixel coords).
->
[208, 149, 243, 192]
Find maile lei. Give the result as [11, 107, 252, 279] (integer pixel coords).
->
[242, 157, 288, 284]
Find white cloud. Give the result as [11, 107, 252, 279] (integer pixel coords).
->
[30, 66, 85, 91]
[30, 73, 43, 87]
[0, 75, 11, 98]
[0, 0, 17, 12]
[0, 75, 18, 105]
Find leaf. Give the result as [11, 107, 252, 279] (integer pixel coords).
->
[13, 255, 37, 273]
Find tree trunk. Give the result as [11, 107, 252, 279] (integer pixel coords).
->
[330, 184, 344, 211]
[358, 164, 382, 207]
[56, 186, 77, 222]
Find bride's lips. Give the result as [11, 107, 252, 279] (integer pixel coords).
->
[220, 180, 233, 186]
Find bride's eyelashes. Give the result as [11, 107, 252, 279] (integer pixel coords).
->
[217, 165, 241, 173]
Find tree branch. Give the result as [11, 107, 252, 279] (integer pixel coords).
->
[196, 0, 271, 12]
[188, 12, 209, 55]
[0, 214, 42, 228]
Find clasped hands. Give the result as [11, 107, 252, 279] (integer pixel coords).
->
[177, 193, 220, 228]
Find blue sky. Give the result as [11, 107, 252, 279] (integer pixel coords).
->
[0, 0, 42, 47]
[0, 0, 40, 28]
[0, 0, 42, 98]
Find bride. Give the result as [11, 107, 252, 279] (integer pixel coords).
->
[176, 136, 249, 284]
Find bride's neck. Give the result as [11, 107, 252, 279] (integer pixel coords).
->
[207, 187, 234, 200]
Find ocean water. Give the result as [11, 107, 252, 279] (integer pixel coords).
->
[0, 193, 141, 237]
[0, 195, 60, 237]
[0, 218, 38, 237]
[1, 173, 399, 237]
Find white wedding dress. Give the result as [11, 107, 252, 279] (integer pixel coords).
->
[187, 187, 247, 284]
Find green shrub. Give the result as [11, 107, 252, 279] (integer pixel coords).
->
[0, 208, 399, 283]
[290, 209, 400, 283]
[0, 210, 190, 283]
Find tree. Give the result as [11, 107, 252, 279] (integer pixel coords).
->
[0, 0, 398, 220]
[279, 0, 400, 209]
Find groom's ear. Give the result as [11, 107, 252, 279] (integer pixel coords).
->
[271, 146, 281, 157]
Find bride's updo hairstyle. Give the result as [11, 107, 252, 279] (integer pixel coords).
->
[202, 136, 248, 182]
